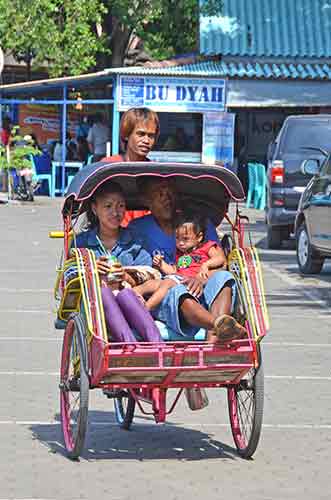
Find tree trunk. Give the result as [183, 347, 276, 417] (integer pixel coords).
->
[97, 14, 132, 69]
[26, 58, 32, 81]
[109, 18, 131, 68]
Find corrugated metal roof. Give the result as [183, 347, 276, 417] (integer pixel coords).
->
[200, 0, 331, 57]
[114, 59, 331, 80]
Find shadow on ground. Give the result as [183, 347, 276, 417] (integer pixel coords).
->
[30, 410, 239, 462]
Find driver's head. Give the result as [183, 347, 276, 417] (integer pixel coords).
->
[120, 108, 160, 158]
[137, 177, 176, 222]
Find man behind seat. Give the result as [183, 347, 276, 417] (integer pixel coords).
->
[128, 177, 246, 342]
[128, 177, 219, 264]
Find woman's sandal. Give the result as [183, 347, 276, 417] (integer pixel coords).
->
[213, 314, 247, 343]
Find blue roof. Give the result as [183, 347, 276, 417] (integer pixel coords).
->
[1, 59, 331, 96]
[200, 0, 331, 57]
[114, 59, 331, 80]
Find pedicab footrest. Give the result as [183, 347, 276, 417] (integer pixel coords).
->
[101, 341, 254, 387]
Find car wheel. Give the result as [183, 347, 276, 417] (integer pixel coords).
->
[267, 225, 283, 249]
[296, 223, 324, 274]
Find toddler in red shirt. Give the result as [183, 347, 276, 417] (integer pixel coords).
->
[134, 211, 227, 310]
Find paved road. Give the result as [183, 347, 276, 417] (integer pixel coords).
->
[0, 198, 330, 500]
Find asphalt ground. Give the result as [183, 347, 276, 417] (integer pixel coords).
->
[0, 197, 330, 500]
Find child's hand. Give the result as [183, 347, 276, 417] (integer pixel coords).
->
[153, 253, 164, 269]
[198, 262, 209, 280]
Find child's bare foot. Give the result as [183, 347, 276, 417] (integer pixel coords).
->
[211, 314, 247, 343]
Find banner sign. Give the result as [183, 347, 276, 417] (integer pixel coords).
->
[202, 112, 235, 166]
[18, 105, 96, 145]
[118, 76, 226, 113]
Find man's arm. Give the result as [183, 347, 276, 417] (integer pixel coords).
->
[205, 219, 220, 243]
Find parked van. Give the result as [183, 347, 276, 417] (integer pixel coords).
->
[266, 115, 331, 248]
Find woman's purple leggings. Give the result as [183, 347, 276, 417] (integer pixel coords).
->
[101, 287, 162, 342]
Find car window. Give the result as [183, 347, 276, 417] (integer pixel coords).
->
[280, 121, 331, 154]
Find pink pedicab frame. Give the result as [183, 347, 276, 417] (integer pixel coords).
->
[54, 162, 267, 460]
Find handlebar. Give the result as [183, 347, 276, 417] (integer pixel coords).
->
[49, 231, 73, 238]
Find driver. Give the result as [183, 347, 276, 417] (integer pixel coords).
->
[128, 177, 247, 343]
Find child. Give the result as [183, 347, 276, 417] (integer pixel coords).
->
[134, 211, 228, 311]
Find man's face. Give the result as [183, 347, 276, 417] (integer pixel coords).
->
[126, 119, 157, 159]
[145, 179, 176, 222]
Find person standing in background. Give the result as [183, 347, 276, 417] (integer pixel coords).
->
[75, 116, 90, 140]
[87, 113, 111, 162]
[102, 107, 160, 226]
[0, 116, 12, 192]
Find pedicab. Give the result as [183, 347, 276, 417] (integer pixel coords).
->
[51, 161, 270, 460]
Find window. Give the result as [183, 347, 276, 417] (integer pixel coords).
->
[281, 120, 331, 154]
[320, 157, 331, 176]
[156, 113, 202, 153]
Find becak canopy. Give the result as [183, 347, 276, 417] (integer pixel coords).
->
[63, 161, 245, 224]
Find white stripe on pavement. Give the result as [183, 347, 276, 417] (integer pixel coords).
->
[262, 261, 330, 309]
[0, 371, 331, 380]
[0, 420, 330, 430]
[0, 337, 60, 341]
[0, 309, 53, 314]
[0, 288, 52, 292]
[0, 269, 51, 273]
[263, 342, 331, 347]
[267, 375, 331, 380]
[0, 371, 59, 376]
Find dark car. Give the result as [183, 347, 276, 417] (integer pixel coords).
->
[295, 154, 331, 273]
[266, 114, 331, 249]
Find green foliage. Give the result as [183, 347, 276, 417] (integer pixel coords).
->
[0, 129, 42, 171]
[103, 0, 222, 60]
[0, 0, 222, 74]
[0, 0, 107, 76]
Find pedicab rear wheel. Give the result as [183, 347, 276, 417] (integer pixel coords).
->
[228, 346, 264, 459]
[60, 314, 89, 459]
[114, 391, 135, 430]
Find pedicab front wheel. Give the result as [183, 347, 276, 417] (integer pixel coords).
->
[114, 392, 136, 430]
[60, 314, 89, 459]
[228, 346, 264, 459]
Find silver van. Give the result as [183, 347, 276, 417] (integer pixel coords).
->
[266, 115, 331, 248]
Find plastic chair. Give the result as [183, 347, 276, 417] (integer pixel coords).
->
[246, 163, 257, 208]
[66, 161, 86, 191]
[30, 154, 54, 197]
[254, 163, 267, 210]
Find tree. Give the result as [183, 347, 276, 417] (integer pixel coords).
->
[0, 0, 107, 78]
[0, 0, 222, 77]
[101, 0, 222, 67]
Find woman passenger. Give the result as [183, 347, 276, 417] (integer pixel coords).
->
[76, 179, 233, 344]
[75, 180, 162, 343]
